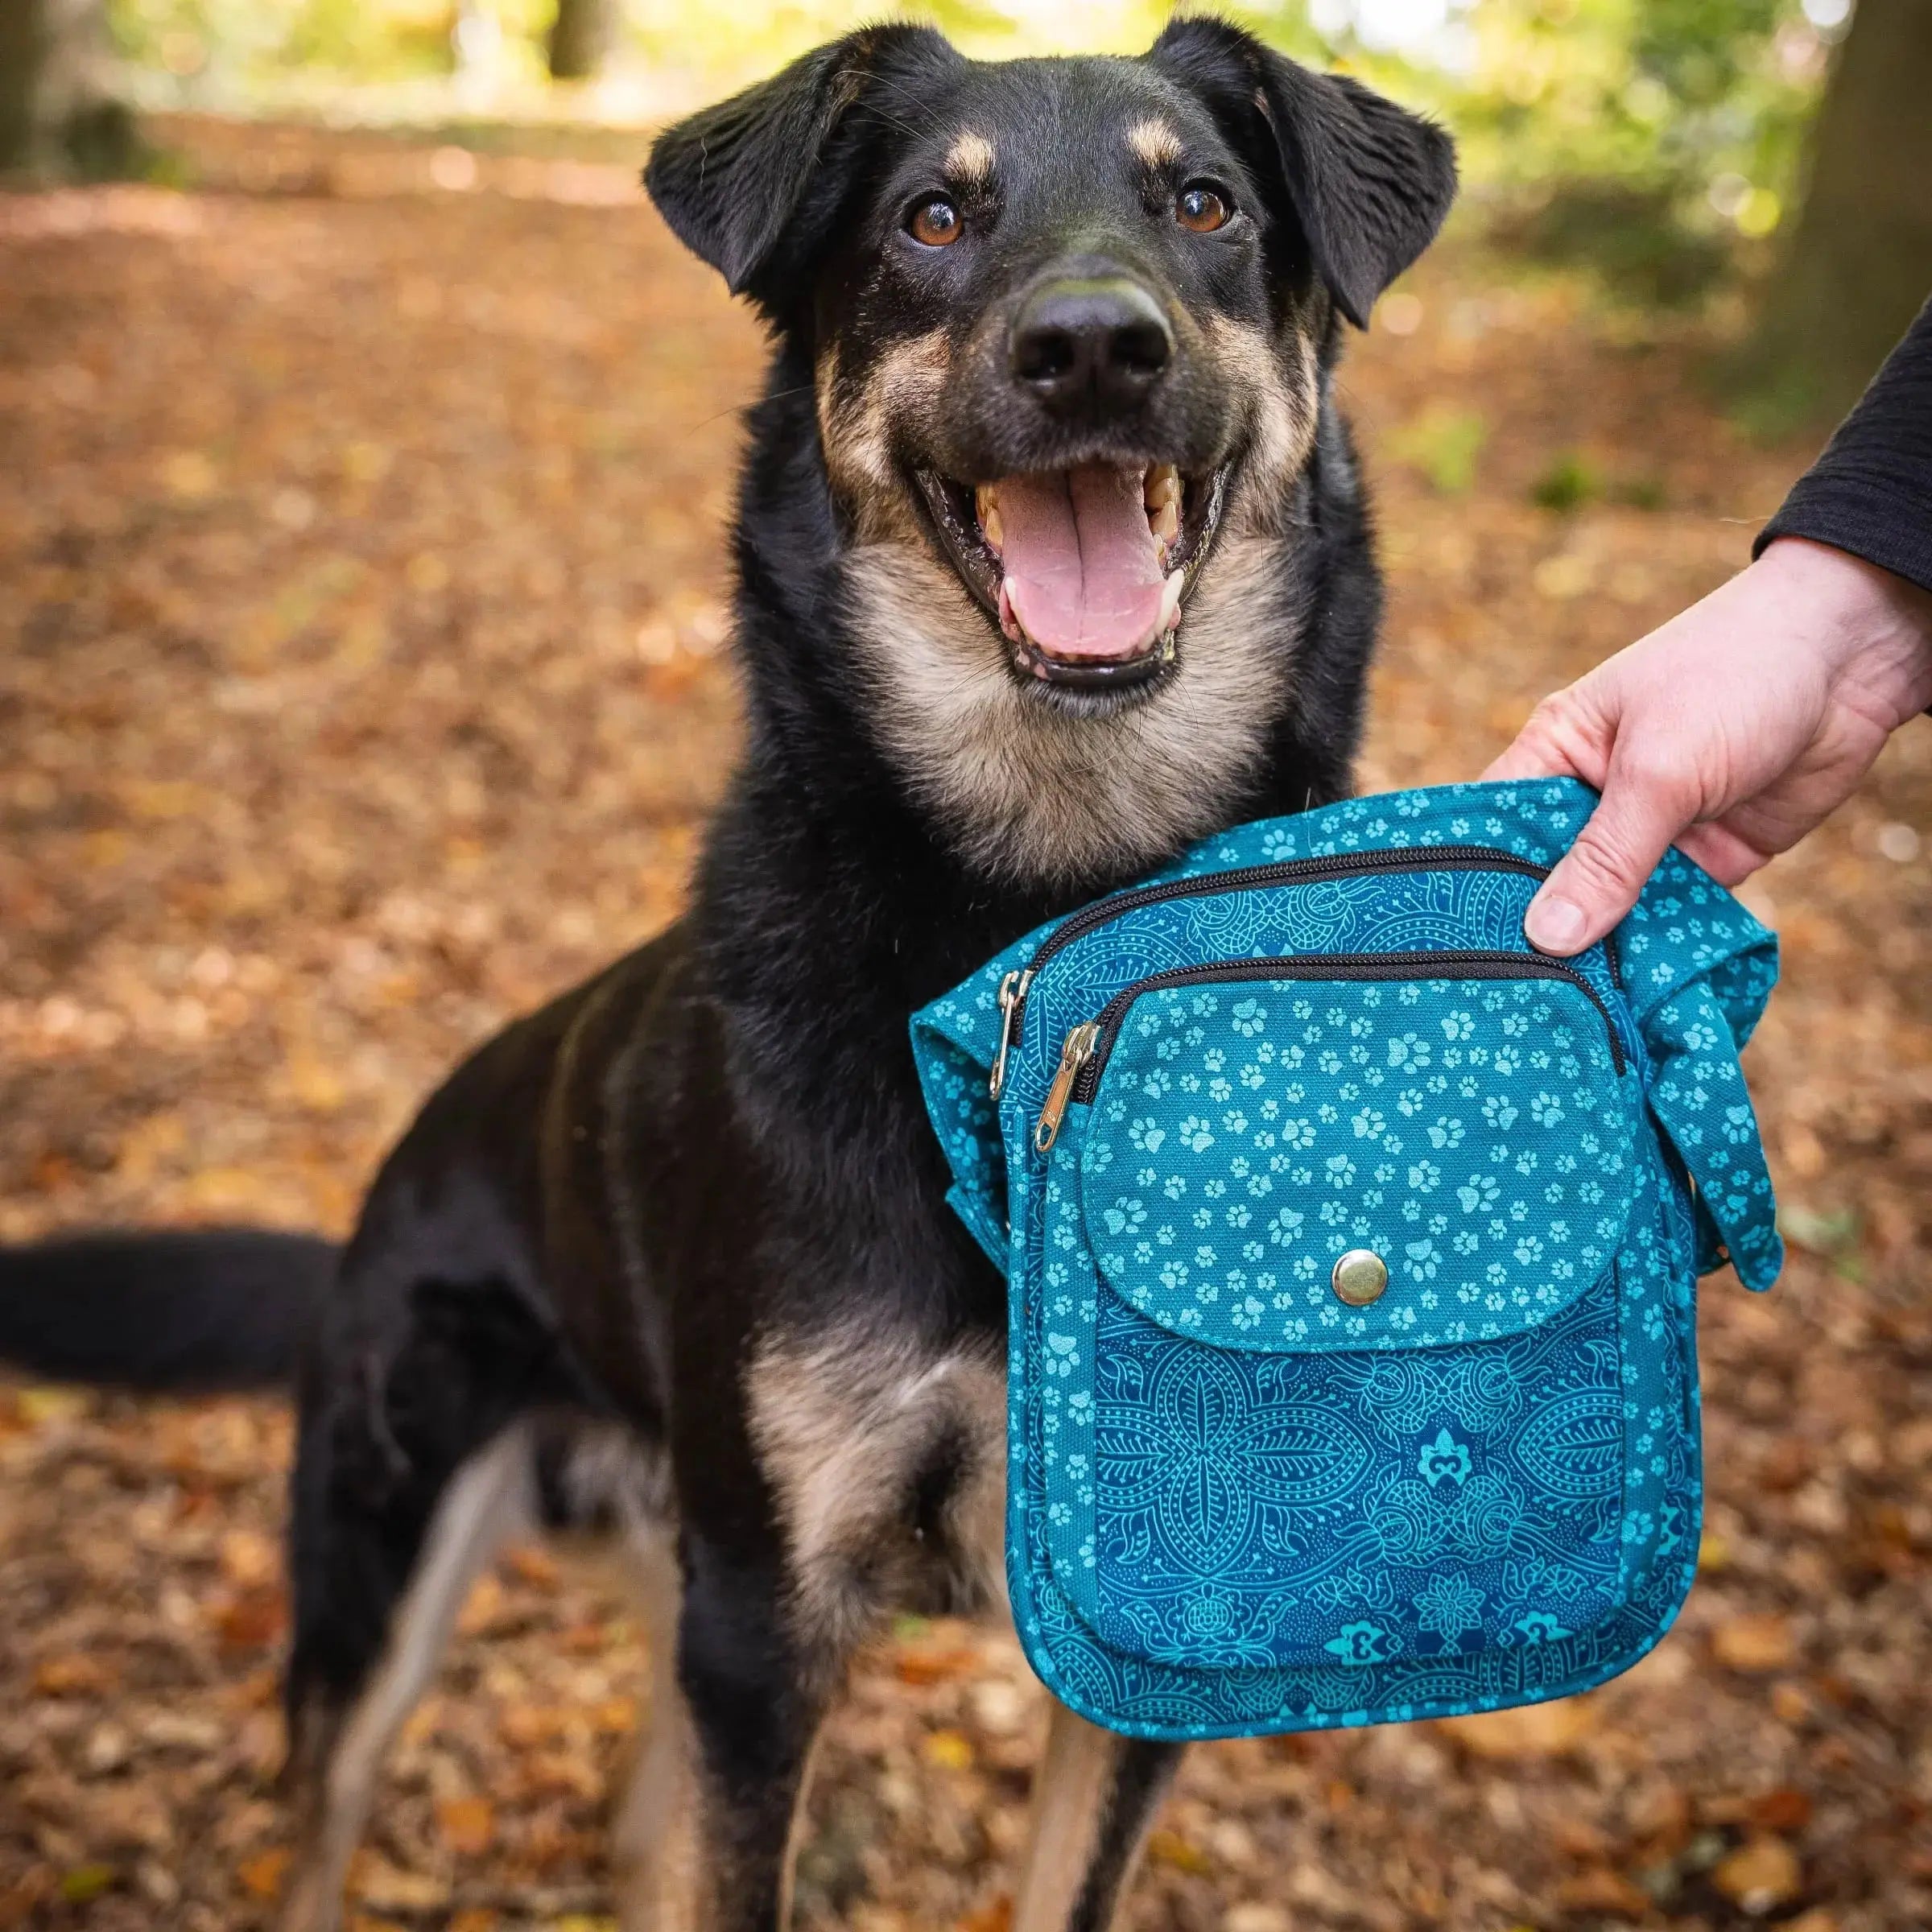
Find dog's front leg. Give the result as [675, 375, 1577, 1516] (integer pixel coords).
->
[1013, 1703, 1186, 1932]
[618, 1530, 834, 1932]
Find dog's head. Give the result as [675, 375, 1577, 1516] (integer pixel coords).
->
[646, 19, 1453, 884]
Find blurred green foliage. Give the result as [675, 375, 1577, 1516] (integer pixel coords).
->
[1529, 450, 1600, 510]
[109, 0, 547, 88]
[107, 0, 1840, 301]
[1447, 0, 1823, 211]
[1386, 403, 1489, 495]
[1438, 0, 1832, 304]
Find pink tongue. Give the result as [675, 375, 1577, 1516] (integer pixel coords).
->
[996, 464, 1166, 659]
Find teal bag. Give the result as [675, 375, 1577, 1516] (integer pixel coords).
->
[910, 780, 1781, 1740]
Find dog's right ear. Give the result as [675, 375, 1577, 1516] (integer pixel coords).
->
[646, 26, 955, 313]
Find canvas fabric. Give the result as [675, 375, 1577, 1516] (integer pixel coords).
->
[910, 780, 1781, 1741]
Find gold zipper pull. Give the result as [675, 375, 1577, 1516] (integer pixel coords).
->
[989, 968, 1031, 1101]
[1034, 1022, 1100, 1153]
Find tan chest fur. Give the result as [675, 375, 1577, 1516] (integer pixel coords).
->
[745, 1331, 1009, 1664]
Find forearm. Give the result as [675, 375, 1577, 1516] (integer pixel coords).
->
[1757, 295, 1932, 596]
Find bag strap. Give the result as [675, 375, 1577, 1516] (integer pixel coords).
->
[1643, 979, 1783, 1290]
[1616, 847, 1782, 1290]
[910, 996, 1013, 1265]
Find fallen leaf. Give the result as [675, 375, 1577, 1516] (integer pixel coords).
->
[447, 1913, 500, 1932]
[1222, 1906, 1290, 1932]
[923, 1728, 975, 1772]
[220, 1528, 281, 1588]
[160, 449, 219, 499]
[33, 1653, 115, 1697]
[1554, 1868, 1649, 1918]
[1145, 1828, 1212, 1875]
[59, 1865, 117, 1905]
[1711, 1615, 1797, 1673]
[1554, 1818, 1613, 1860]
[970, 1678, 1030, 1736]
[1770, 1683, 1814, 1724]
[1748, 1786, 1814, 1834]
[213, 1588, 287, 1652]
[1436, 1696, 1597, 1760]
[1625, 1782, 1693, 1856]
[500, 1542, 559, 1589]
[1711, 1836, 1802, 1913]
[518, 1749, 602, 1801]
[500, 1702, 569, 1749]
[340, 440, 391, 485]
[435, 1796, 495, 1857]
[350, 1855, 448, 1913]
[14, 1386, 93, 1426]
[592, 1695, 638, 1736]
[456, 1573, 506, 1637]
[895, 1645, 980, 1686]
[956, 1898, 1013, 1932]
[237, 1850, 290, 1901]
[1532, 551, 1594, 600]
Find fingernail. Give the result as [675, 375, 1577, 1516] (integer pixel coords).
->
[1526, 894, 1587, 954]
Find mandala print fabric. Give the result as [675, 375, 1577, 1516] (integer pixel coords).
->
[910, 779, 1781, 1742]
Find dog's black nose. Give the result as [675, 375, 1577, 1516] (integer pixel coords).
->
[1009, 275, 1173, 412]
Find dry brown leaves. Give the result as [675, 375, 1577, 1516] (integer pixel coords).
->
[2, 113, 1929, 1932]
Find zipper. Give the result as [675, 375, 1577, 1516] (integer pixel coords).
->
[1033, 1023, 1099, 1152]
[1033, 950, 1626, 1149]
[996, 847, 1615, 1096]
[989, 968, 1031, 1100]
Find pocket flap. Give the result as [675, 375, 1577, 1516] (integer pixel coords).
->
[1078, 969, 1643, 1352]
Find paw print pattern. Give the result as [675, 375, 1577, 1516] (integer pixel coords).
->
[1090, 972, 1639, 1352]
[906, 774, 1780, 1740]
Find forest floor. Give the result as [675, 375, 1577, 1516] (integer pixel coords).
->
[1, 114, 1929, 1932]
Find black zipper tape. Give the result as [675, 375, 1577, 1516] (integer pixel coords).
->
[1005, 844, 1619, 1048]
[1027, 845, 1553, 977]
[1071, 948, 1626, 1107]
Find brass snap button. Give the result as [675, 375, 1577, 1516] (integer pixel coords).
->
[1331, 1249, 1389, 1307]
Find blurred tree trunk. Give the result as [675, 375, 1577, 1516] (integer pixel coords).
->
[0, 0, 49, 170]
[0, 0, 138, 176]
[547, 0, 618, 81]
[1748, 0, 1932, 423]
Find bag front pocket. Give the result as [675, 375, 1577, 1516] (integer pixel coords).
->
[1036, 960, 1646, 1676]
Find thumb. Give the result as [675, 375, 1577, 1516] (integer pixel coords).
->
[1526, 770, 1694, 955]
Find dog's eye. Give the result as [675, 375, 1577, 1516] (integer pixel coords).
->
[907, 196, 963, 248]
[1175, 184, 1230, 234]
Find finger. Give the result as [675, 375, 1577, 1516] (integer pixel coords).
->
[1673, 820, 1769, 888]
[1525, 772, 1695, 955]
[1480, 689, 1607, 787]
[1480, 739, 1574, 783]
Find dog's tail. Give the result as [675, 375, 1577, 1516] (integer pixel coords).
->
[0, 1228, 339, 1391]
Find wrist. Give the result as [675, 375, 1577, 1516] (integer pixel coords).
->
[1757, 537, 1932, 723]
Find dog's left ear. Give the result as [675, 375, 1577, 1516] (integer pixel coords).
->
[1150, 19, 1455, 328]
[646, 25, 957, 313]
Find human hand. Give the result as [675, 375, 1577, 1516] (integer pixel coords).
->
[1484, 537, 1932, 954]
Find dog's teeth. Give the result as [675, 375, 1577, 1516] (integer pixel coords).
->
[1143, 464, 1180, 511]
[975, 483, 1004, 554]
[1158, 568, 1183, 637]
[997, 579, 1025, 644]
[1150, 498, 1179, 546]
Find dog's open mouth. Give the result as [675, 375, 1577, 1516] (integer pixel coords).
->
[914, 461, 1228, 690]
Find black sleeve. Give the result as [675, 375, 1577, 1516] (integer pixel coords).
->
[1755, 295, 1932, 595]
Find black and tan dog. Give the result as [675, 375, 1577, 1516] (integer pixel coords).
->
[0, 20, 1454, 1930]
